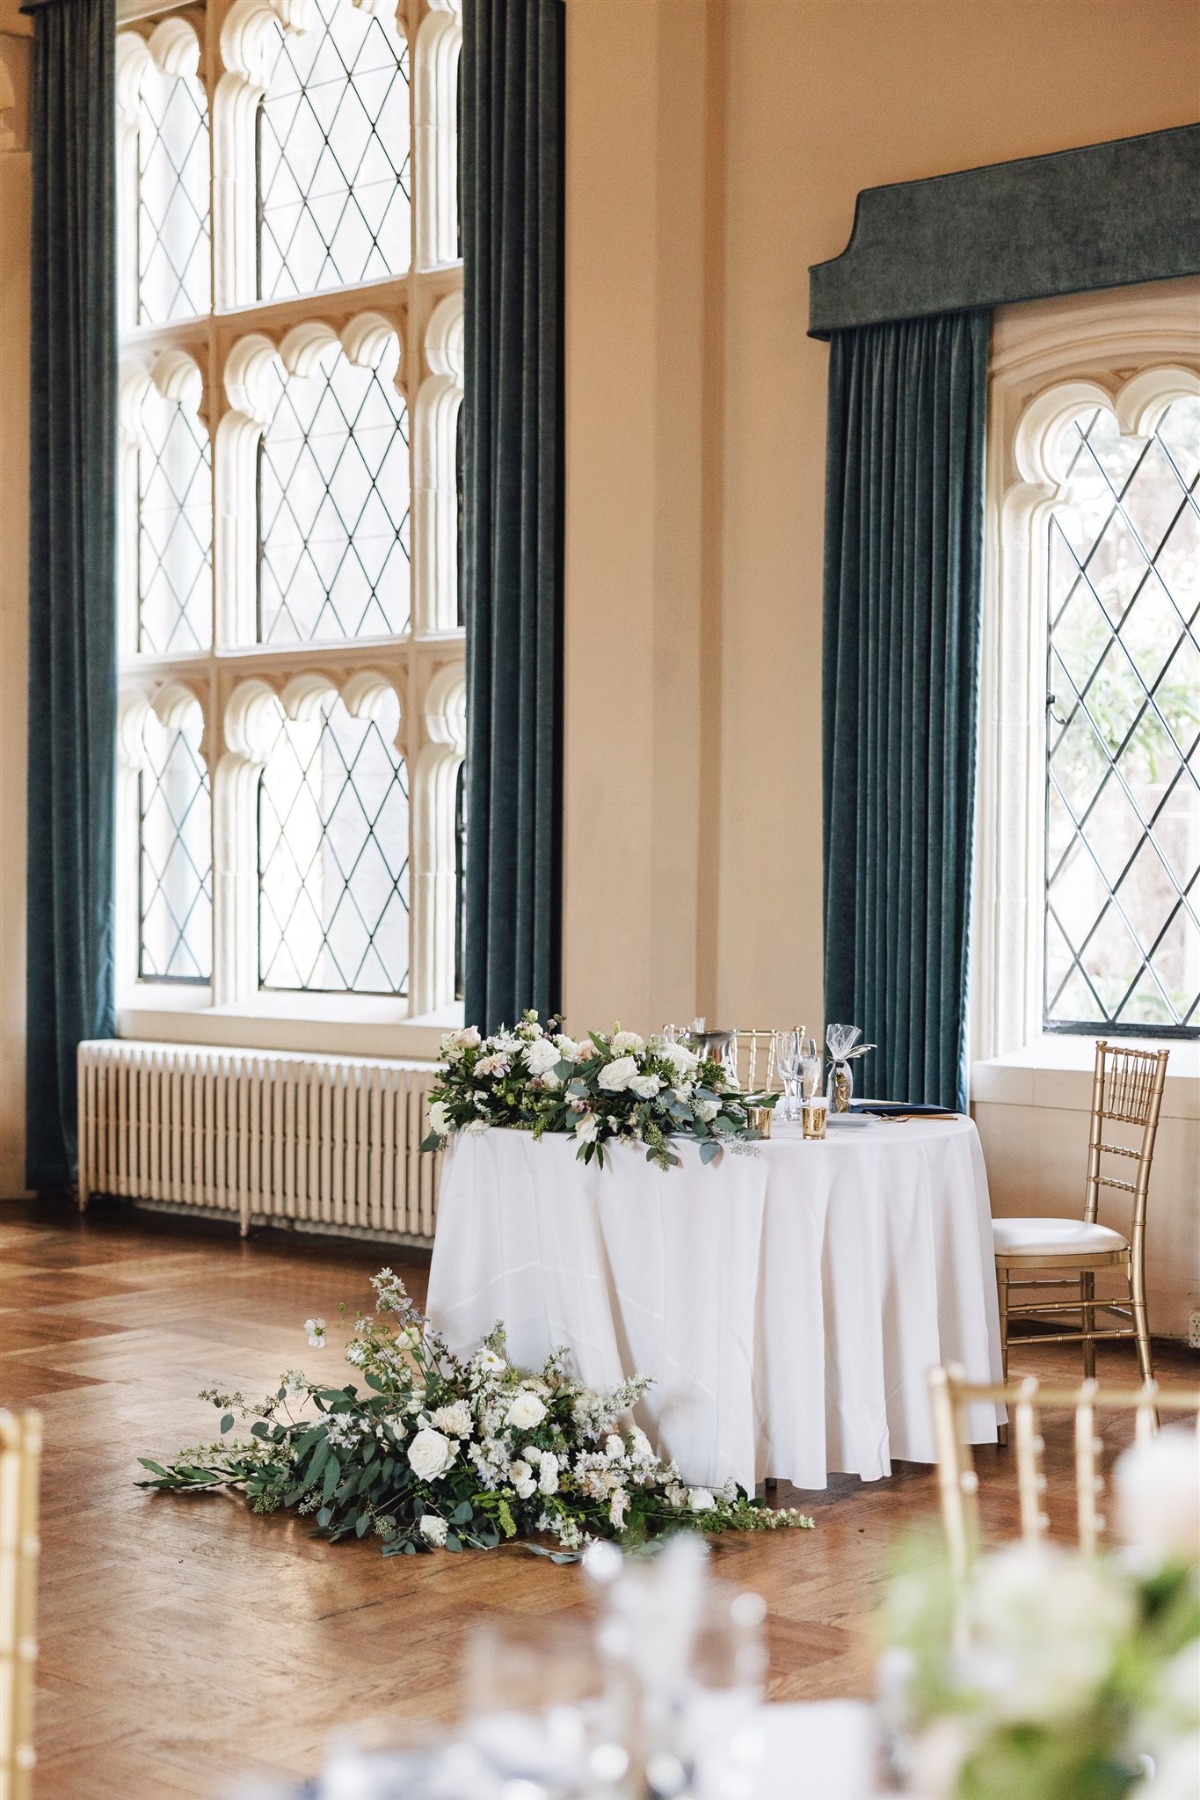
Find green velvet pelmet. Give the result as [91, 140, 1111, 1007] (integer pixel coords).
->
[461, 0, 564, 1035]
[822, 311, 987, 1111]
[23, 0, 117, 1189]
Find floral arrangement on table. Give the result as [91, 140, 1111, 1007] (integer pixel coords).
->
[880, 1433, 1200, 1800]
[138, 1269, 813, 1558]
[421, 1013, 773, 1171]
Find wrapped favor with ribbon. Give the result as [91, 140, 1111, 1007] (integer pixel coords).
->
[825, 1024, 875, 1112]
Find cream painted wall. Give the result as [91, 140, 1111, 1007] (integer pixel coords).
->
[0, 0, 30, 1198]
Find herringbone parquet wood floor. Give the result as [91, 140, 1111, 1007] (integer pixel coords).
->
[2, 1196, 1196, 1798]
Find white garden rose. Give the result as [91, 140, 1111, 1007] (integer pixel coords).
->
[505, 1391, 547, 1430]
[573, 1113, 600, 1143]
[508, 1458, 537, 1499]
[627, 1073, 662, 1100]
[1115, 1427, 1200, 1569]
[555, 1034, 583, 1061]
[689, 1487, 716, 1512]
[430, 1400, 473, 1439]
[427, 1099, 452, 1137]
[598, 1055, 639, 1093]
[538, 1451, 560, 1495]
[692, 1098, 720, 1122]
[524, 1036, 561, 1076]
[419, 1514, 448, 1547]
[407, 1428, 456, 1481]
[611, 1031, 645, 1055]
[659, 1041, 700, 1074]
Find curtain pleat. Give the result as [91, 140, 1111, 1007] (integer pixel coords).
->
[822, 311, 987, 1110]
[461, 0, 564, 1035]
[23, 0, 117, 1190]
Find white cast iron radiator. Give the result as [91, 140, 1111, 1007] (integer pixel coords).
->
[77, 1041, 441, 1243]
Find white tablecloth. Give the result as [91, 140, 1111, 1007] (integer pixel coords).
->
[427, 1117, 1004, 1490]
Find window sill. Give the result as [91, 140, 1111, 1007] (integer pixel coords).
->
[971, 1035, 1199, 1121]
[116, 989, 462, 1061]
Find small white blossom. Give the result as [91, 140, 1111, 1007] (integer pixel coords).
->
[573, 1112, 600, 1144]
[463, 1119, 490, 1135]
[419, 1515, 448, 1547]
[610, 1487, 630, 1529]
[692, 1098, 720, 1123]
[605, 1434, 625, 1461]
[538, 1451, 560, 1495]
[304, 1318, 326, 1349]
[508, 1458, 537, 1499]
[427, 1099, 452, 1136]
[476, 1348, 506, 1375]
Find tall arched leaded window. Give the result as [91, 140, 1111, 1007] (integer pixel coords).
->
[116, 0, 464, 1045]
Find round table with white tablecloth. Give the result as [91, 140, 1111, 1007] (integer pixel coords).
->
[426, 1114, 1004, 1491]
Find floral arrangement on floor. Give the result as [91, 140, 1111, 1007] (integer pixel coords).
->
[881, 1433, 1200, 1800]
[138, 1270, 813, 1558]
[421, 1013, 773, 1171]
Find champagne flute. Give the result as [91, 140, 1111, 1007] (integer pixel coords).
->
[772, 1030, 801, 1120]
[798, 1037, 822, 1103]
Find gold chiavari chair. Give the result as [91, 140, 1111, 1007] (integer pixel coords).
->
[928, 1365, 1200, 1581]
[732, 1029, 794, 1095]
[0, 1410, 41, 1800]
[992, 1040, 1169, 1387]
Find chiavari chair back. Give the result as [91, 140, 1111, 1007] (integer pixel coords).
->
[731, 1030, 789, 1094]
[0, 1410, 41, 1800]
[927, 1366, 1200, 1581]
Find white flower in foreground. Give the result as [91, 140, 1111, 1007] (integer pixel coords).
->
[627, 1073, 662, 1100]
[538, 1451, 560, 1495]
[505, 1391, 547, 1430]
[598, 1055, 639, 1092]
[427, 1099, 452, 1137]
[605, 1434, 625, 1462]
[1115, 1426, 1200, 1569]
[407, 1428, 457, 1481]
[304, 1318, 326, 1348]
[523, 1036, 561, 1076]
[689, 1487, 716, 1512]
[692, 1098, 720, 1122]
[508, 1459, 537, 1500]
[611, 1031, 645, 1056]
[573, 1113, 600, 1144]
[610, 1487, 630, 1529]
[419, 1515, 448, 1547]
[431, 1400, 473, 1439]
[964, 1543, 1135, 1725]
[476, 1348, 506, 1375]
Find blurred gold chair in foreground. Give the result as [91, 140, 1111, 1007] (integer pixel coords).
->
[928, 1365, 1200, 1580]
[0, 1410, 41, 1800]
[992, 1040, 1169, 1387]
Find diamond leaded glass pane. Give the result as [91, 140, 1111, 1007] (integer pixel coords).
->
[258, 345, 410, 644]
[138, 383, 212, 654]
[257, 0, 411, 302]
[1044, 399, 1200, 1035]
[259, 689, 409, 994]
[139, 709, 212, 982]
[138, 60, 211, 325]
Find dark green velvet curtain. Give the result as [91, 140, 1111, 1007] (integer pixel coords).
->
[461, 0, 564, 1035]
[23, 0, 117, 1190]
[822, 311, 987, 1111]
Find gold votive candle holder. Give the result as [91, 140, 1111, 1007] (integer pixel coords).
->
[746, 1105, 773, 1139]
[801, 1098, 828, 1141]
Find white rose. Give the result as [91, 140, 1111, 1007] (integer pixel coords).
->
[689, 1487, 716, 1512]
[627, 1073, 662, 1100]
[598, 1055, 639, 1093]
[505, 1391, 547, 1430]
[427, 1099, 452, 1137]
[419, 1514, 448, 1547]
[611, 1031, 645, 1056]
[573, 1113, 600, 1144]
[538, 1451, 560, 1495]
[555, 1035, 583, 1061]
[407, 1428, 456, 1481]
[604, 1434, 625, 1461]
[1115, 1428, 1200, 1569]
[667, 1482, 687, 1510]
[524, 1037, 561, 1076]
[457, 1027, 481, 1048]
[693, 1098, 720, 1122]
[508, 1459, 537, 1500]
[660, 1041, 700, 1074]
[431, 1401, 473, 1439]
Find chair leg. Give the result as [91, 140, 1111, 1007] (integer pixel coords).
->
[1130, 1256, 1154, 1386]
[996, 1265, 1010, 1448]
[1081, 1271, 1096, 1380]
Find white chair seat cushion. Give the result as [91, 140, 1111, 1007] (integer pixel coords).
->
[992, 1216, 1128, 1257]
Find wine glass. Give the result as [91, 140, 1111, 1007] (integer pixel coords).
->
[462, 1611, 611, 1795]
[798, 1037, 822, 1103]
[772, 1030, 801, 1120]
